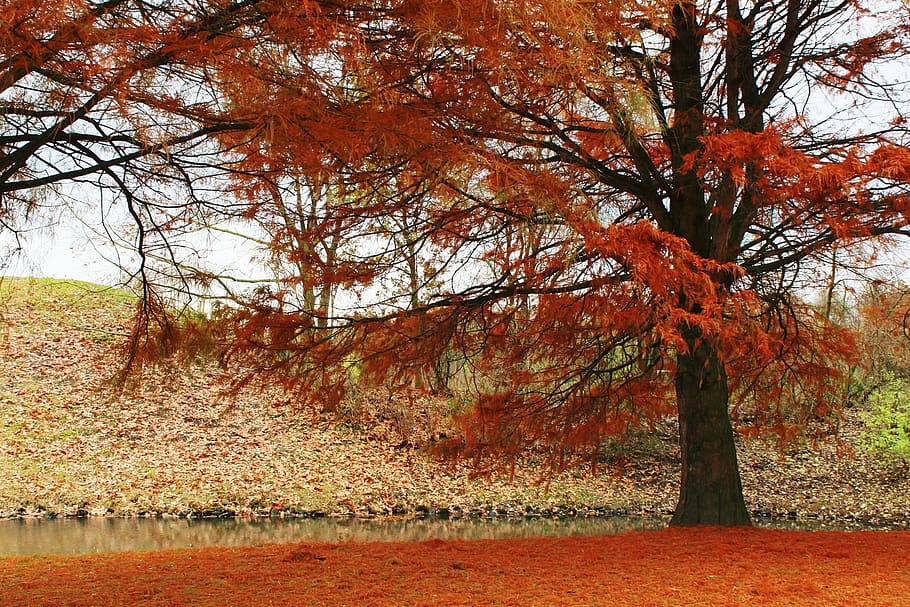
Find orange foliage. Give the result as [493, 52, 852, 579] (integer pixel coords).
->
[857, 283, 910, 380]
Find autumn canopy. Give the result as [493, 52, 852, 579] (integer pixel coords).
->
[2, 0, 910, 525]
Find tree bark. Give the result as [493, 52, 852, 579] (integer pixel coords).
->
[670, 327, 751, 526]
[664, 1, 751, 526]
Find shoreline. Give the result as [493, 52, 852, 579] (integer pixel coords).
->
[4, 506, 908, 531]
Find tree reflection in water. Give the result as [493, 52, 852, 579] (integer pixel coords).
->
[3, 515, 668, 555]
[1, 515, 898, 556]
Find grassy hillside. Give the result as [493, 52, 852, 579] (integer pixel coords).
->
[0, 276, 907, 525]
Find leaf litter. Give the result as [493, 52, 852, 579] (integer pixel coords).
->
[0, 277, 908, 527]
[2, 528, 910, 606]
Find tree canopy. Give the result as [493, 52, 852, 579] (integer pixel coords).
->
[3, 0, 910, 525]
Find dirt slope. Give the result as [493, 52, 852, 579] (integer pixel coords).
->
[0, 277, 907, 526]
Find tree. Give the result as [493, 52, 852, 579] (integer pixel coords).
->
[0, 0, 287, 317]
[6, 0, 910, 526]
[199, 0, 910, 526]
[0, 0, 352, 362]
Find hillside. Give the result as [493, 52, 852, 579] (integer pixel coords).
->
[0, 277, 907, 526]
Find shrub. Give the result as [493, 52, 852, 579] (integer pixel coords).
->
[861, 372, 910, 467]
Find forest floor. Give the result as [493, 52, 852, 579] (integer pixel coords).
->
[2, 527, 910, 606]
[1, 276, 909, 527]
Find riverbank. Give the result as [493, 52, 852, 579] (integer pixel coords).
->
[1, 277, 908, 527]
[2, 527, 909, 606]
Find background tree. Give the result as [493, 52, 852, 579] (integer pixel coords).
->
[0, 0, 298, 355]
[0, 0, 360, 364]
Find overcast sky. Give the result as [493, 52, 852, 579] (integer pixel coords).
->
[3, 4, 908, 292]
[2, 219, 119, 285]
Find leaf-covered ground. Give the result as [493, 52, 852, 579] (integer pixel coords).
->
[0, 277, 908, 525]
[2, 527, 910, 606]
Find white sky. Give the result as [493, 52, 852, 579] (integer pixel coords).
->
[1, 205, 263, 290]
[3, 2, 909, 293]
[2, 216, 122, 285]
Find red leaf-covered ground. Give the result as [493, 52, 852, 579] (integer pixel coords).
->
[2, 527, 909, 606]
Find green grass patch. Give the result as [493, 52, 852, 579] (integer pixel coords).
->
[0, 276, 137, 331]
[0, 275, 135, 306]
[862, 372, 910, 468]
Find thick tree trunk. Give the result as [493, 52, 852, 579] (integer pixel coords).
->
[670, 328, 751, 526]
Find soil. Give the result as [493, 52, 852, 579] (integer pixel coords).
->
[1, 277, 908, 527]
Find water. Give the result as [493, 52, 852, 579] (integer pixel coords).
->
[1, 515, 902, 556]
[0, 515, 667, 556]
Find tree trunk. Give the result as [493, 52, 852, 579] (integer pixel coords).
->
[670, 328, 751, 526]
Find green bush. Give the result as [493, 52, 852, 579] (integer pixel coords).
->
[861, 372, 910, 467]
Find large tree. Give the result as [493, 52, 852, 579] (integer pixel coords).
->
[5, 0, 910, 526]
[198, 0, 910, 526]
[0, 0, 350, 356]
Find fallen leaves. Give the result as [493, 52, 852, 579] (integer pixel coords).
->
[2, 528, 910, 606]
[0, 277, 908, 528]
[1, 279, 661, 519]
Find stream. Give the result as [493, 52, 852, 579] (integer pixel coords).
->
[0, 515, 664, 556]
[0, 515, 902, 556]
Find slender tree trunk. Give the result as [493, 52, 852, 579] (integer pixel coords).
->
[670, 327, 751, 526]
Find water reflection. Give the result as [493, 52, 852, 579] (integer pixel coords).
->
[0, 516, 666, 556]
[0, 515, 903, 556]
